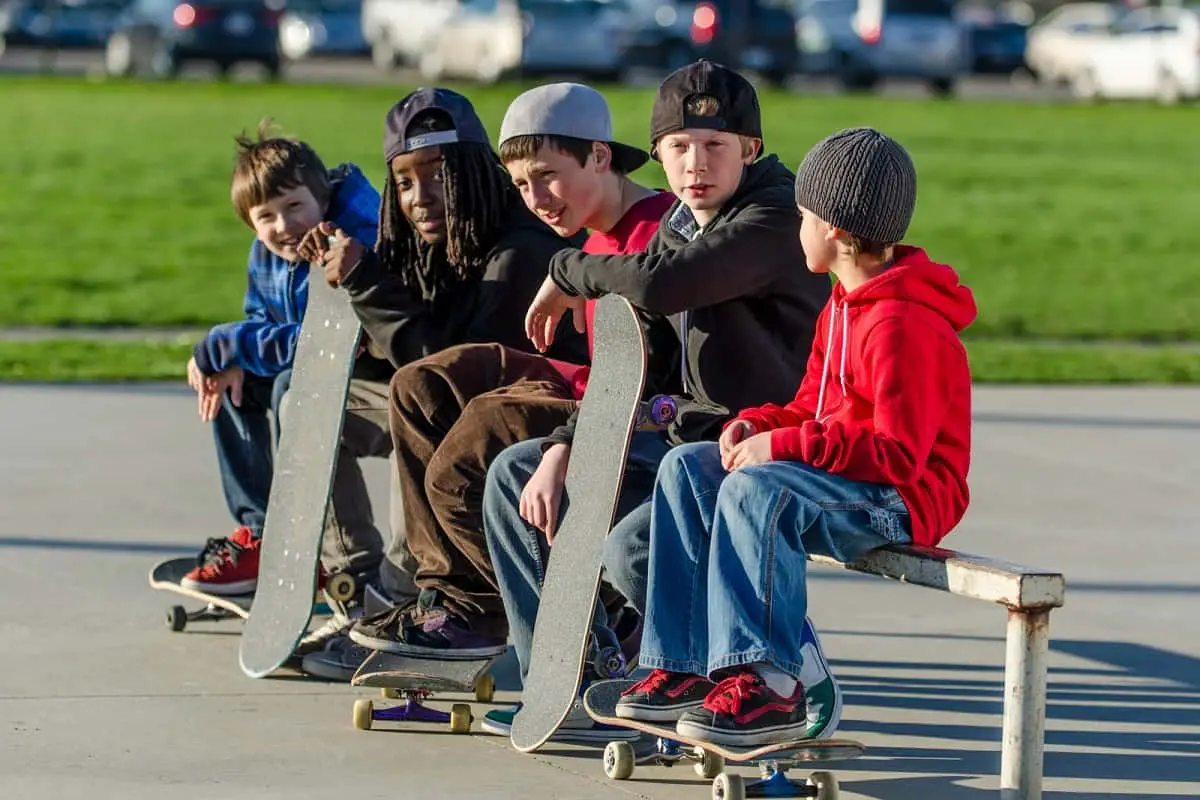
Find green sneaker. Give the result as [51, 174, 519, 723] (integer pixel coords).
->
[798, 617, 843, 739]
[479, 699, 640, 742]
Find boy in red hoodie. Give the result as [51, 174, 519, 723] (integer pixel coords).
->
[612, 127, 977, 748]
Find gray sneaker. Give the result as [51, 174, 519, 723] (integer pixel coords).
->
[301, 635, 372, 682]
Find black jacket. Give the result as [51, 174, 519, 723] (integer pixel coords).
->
[342, 205, 588, 370]
[546, 155, 831, 445]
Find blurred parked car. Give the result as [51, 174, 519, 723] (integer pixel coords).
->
[416, 0, 637, 83]
[104, 0, 284, 78]
[957, 0, 1031, 75]
[796, 0, 966, 94]
[1071, 4, 1200, 105]
[1023, 1, 1116, 86]
[1, 0, 129, 49]
[623, 0, 799, 85]
[360, 0, 457, 71]
[278, 0, 366, 60]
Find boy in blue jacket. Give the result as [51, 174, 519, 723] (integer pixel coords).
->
[182, 120, 398, 601]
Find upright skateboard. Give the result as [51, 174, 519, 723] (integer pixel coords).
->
[149, 557, 252, 632]
[510, 294, 677, 753]
[349, 649, 503, 733]
[584, 679, 863, 800]
[239, 274, 363, 678]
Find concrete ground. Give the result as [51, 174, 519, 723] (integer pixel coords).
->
[1, 384, 1197, 799]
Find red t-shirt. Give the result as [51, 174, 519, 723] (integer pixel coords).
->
[547, 191, 675, 399]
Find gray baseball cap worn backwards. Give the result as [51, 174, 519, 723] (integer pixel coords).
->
[794, 127, 917, 245]
[499, 83, 650, 174]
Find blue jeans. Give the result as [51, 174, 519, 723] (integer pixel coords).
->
[482, 431, 674, 681]
[213, 370, 292, 536]
[640, 441, 912, 679]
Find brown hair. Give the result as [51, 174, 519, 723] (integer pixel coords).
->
[847, 234, 890, 259]
[230, 118, 331, 227]
[682, 95, 759, 158]
[499, 134, 626, 175]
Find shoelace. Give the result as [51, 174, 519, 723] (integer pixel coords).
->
[624, 668, 672, 696]
[197, 536, 246, 569]
[702, 672, 766, 716]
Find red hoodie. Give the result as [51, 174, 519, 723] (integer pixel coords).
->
[547, 191, 676, 399]
[734, 246, 977, 547]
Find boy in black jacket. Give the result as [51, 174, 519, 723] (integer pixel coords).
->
[479, 61, 836, 739]
[298, 87, 587, 677]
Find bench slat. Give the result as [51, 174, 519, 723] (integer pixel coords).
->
[811, 545, 1065, 610]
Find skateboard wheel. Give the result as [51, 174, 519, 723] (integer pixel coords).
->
[593, 647, 626, 679]
[381, 688, 401, 700]
[650, 395, 678, 425]
[167, 606, 187, 632]
[449, 703, 472, 734]
[693, 746, 724, 779]
[603, 741, 635, 780]
[327, 572, 356, 604]
[807, 770, 839, 799]
[352, 699, 374, 731]
[712, 773, 745, 800]
[474, 673, 495, 703]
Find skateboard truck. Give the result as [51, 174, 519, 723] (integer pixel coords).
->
[712, 767, 840, 800]
[353, 689, 474, 734]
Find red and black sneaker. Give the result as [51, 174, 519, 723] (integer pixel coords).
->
[614, 669, 715, 723]
[180, 526, 261, 596]
[675, 670, 808, 748]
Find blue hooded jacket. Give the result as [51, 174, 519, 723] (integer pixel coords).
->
[193, 163, 380, 377]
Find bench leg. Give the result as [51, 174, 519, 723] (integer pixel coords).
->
[1000, 607, 1050, 800]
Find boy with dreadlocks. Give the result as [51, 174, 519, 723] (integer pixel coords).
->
[296, 88, 588, 679]
[182, 119, 396, 604]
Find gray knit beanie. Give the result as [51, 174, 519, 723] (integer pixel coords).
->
[794, 127, 916, 245]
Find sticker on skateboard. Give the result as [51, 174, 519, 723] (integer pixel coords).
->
[149, 557, 252, 632]
[583, 679, 863, 799]
[349, 649, 503, 734]
[509, 294, 652, 753]
[239, 275, 363, 678]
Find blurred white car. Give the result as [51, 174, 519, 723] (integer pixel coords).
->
[417, 0, 635, 83]
[1023, 1, 1117, 85]
[1071, 5, 1200, 105]
[360, 0, 459, 70]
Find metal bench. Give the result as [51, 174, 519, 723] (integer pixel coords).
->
[811, 545, 1067, 800]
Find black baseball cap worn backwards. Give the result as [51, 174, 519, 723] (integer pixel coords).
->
[383, 87, 491, 163]
[649, 59, 763, 159]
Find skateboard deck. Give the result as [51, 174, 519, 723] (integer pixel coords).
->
[149, 557, 252, 631]
[510, 294, 650, 753]
[349, 649, 503, 733]
[239, 274, 362, 678]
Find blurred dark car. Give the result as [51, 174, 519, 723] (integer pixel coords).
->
[958, 3, 1029, 74]
[625, 0, 798, 86]
[103, 0, 284, 77]
[1, 0, 130, 49]
[277, 0, 366, 60]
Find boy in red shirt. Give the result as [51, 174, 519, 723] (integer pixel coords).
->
[613, 127, 977, 748]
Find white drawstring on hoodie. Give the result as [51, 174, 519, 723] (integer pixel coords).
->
[813, 302, 850, 422]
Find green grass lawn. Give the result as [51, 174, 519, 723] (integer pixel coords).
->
[2, 75, 1199, 381]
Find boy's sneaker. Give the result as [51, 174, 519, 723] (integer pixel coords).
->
[675, 670, 807, 748]
[613, 609, 643, 674]
[350, 606, 506, 659]
[300, 635, 373, 682]
[180, 527, 260, 595]
[797, 616, 843, 740]
[615, 669, 715, 723]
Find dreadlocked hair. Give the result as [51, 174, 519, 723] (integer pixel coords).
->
[377, 109, 520, 295]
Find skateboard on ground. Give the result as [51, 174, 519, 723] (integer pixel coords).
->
[349, 649, 503, 734]
[149, 557, 252, 632]
[511, 294, 678, 753]
[239, 273, 363, 678]
[584, 679, 863, 800]
[149, 556, 340, 634]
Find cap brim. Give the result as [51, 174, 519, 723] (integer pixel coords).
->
[610, 142, 650, 174]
